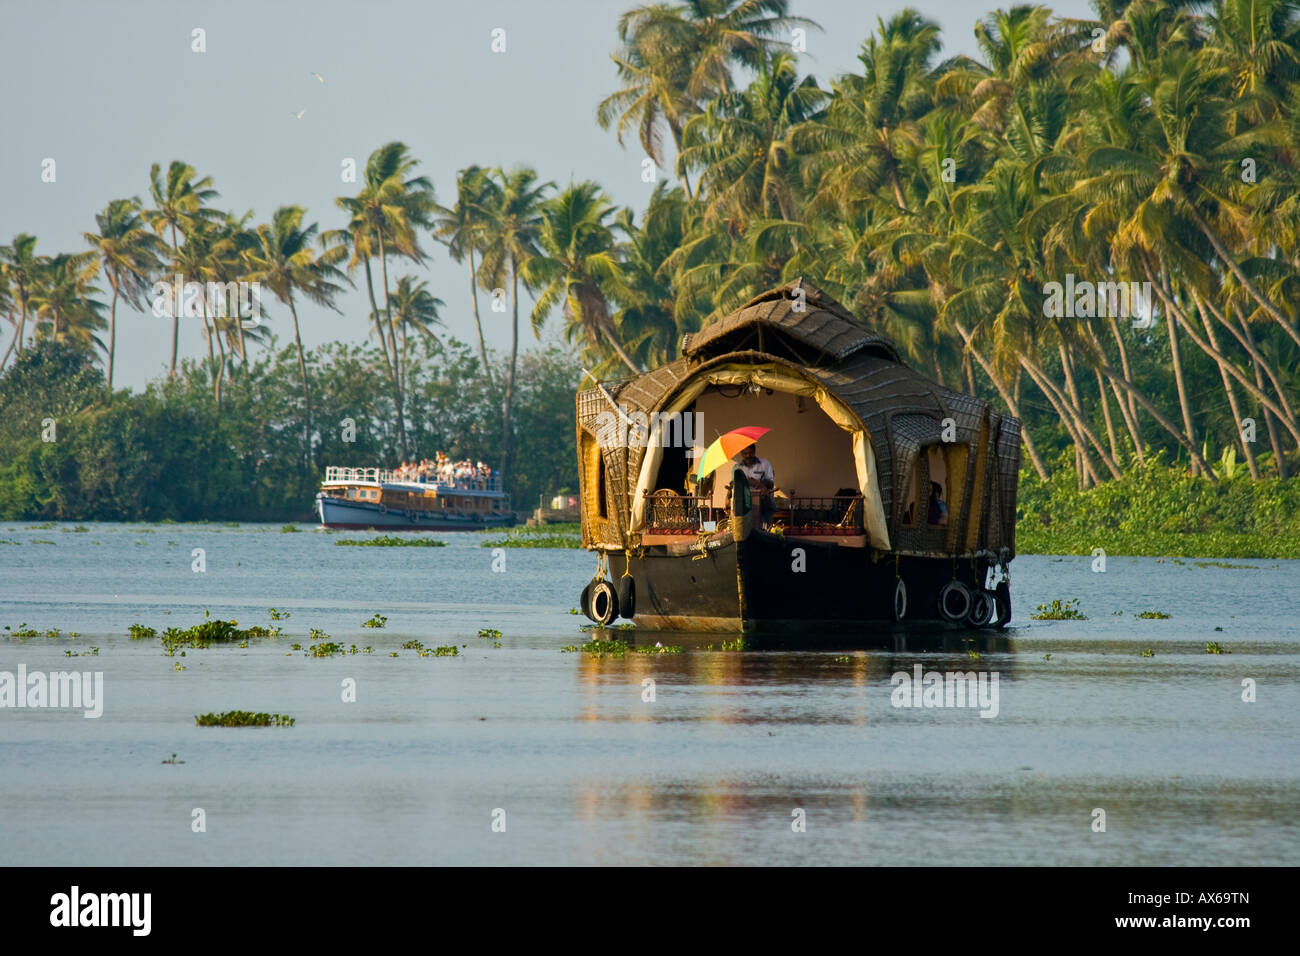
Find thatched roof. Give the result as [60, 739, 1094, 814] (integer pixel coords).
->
[680, 278, 903, 365]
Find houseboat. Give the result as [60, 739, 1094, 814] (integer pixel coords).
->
[573, 279, 1021, 632]
[316, 466, 516, 531]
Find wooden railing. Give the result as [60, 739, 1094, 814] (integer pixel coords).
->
[643, 491, 864, 535]
[324, 466, 502, 492]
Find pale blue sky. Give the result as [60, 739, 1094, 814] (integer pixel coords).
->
[2, 0, 1095, 389]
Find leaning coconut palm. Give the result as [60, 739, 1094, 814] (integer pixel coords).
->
[609, 184, 694, 369]
[433, 165, 500, 388]
[29, 252, 107, 355]
[244, 205, 347, 465]
[678, 50, 827, 229]
[84, 198, 165, 391]
[477, 165, 551, 479]
[527, 181, 641, 375]
[326, 142, 437, 455]
[387, 275, 445, 400]
[145, 161, 220, 377]
[0, 234, 43, 362]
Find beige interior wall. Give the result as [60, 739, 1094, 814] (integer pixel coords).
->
[691, 389, 858, 506]
[627, 363, 892, 549]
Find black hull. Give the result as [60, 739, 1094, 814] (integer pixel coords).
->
[620, 528, 999, 632]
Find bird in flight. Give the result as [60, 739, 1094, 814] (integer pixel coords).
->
[292, 109, 306, 119]
[310, 72, 324, 82]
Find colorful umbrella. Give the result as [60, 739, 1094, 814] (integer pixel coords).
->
[694, 426, 771, 481]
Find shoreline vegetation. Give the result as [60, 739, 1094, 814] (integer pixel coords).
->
[2, 2, 1297, 549]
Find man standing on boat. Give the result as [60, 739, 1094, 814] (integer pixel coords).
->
[739, 444, 775, 521]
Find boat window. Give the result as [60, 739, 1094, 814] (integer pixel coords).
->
[597, 455, 608, 519]
[346, 487, 357, 499]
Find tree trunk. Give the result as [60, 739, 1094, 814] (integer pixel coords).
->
[501, 255, 520, 482]
[1194, 297, 1258, 479]
[1186, 203, 1300, 350]
[1106, 316, 1144, 458]
[468, 246, 495, 391]
[1095, 368, 1119, 464]
[107, 276, 120, 392]
[1020, 358, 1104, 485]
[1023, 355, 1123, 479]
[954, 322, 1049, 479]
[288, 293, 313, 470]
[169, 223, 180, 378]
[1239, 314, 1289, 478]
[1164, 289, 1200, 475]
[1086, 350, 1218, 480]
[377, 234, 407, 456]
[363, 257, 404, 457]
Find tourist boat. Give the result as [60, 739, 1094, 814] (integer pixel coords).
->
[316, 466, 516, 531]
[572, 279, 1021, 631]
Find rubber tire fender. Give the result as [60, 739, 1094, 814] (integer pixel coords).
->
[893, 578, 907, 622]
[617, 576, 636, 620]
[589, 580, 620, 626]
[994, 580, 1012, 629]
[964, 590, 995, 629]
[580, 580, 594, 621]
[939, 579, 972, 622]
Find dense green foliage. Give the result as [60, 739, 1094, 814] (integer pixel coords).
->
[3, 0, 1299, 531]
[0, 338, 577, 521]
[1017, 453, 1300, 556]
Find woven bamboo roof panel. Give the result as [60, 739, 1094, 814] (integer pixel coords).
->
[680, 278, 903, 365]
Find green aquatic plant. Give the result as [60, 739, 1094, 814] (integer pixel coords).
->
[479, 523, 581, 549]
[26, 522, 56, 530]
[1205, 642, 1229, 655]
[720, 638, 746, 652]
[31, 539, 55, 545]
[1135, 611, 1170, 619]
[290, 643, 302, 651]
[195, 711, 294, 727]
[1193, 561, 1257, 569]
[173, 661, 186, 671]
[269, 608, 291, 620]
[477, 628, 502, 639]
[431, 645, 459, 657]
[335, 536, 446, 547]
[308, 628, 328, 641]
[0, 539, 19, 545]
[631, 642, 683, 654]
[280, 524, 301, 533]
[362, 614, 388, 629]
[306, 641, 344, 657]
[1030, 599, 1087, 620]
[401, 639, 424, 650]
[576, 639, 629, 657]
[568, 608, 579, 615]
[159, 611, 278, 656]
[1043, 654, 1052, 661]
[1139, 648, 1155, 657]
[128, 624, 157, 639]
[161, 753, 185, 764]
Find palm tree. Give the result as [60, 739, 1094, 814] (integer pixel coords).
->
[433, 165, 500, 387]
[326, 142, 436, 455]
[478, 166, 552, 480]
[678, 49, 827, 228]
[387, 275, 445, 398]
[245, 205, 347, 464]
[0, 234, 43, 362]
[600, 1, 818, 190]
[527, 181, 641, 375]
[84, 198, 164, 391]
[145, 161, 220, 377]
[29, 252, 107, 354]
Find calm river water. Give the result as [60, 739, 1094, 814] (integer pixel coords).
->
[1, 521, 1297, 865]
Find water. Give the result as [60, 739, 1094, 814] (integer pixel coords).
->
[1, 522, 1297, 865]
